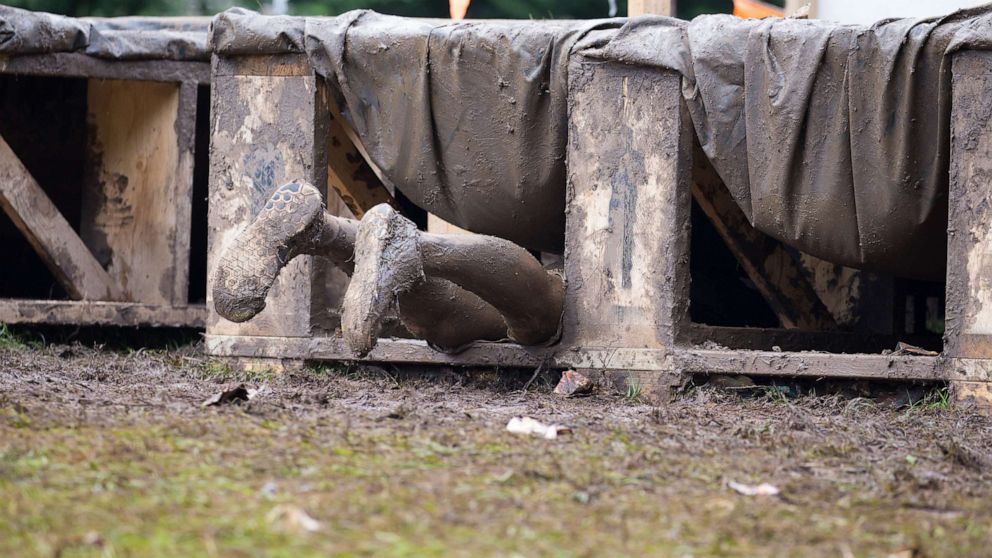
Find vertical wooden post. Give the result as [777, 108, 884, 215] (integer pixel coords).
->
[628, 0, 676, 16]
[946, 51, 992, 411]
[562, 59, 692, 398]
[207, 55, 348, 338]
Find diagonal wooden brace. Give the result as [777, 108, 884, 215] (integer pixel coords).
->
[691, 144, 836, 331]
[0, 134, 123, 301]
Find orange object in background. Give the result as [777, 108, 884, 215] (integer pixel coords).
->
[733, 0, 784, 18]
[450, 0, 470, 20]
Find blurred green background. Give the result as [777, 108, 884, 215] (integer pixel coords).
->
[5, 0, 746, 20]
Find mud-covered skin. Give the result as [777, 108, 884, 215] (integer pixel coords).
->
[211, 183, 506, 351]
[214, 192, 560, 353]
[397, 279, 509, 352]
[342, 203, 564, 355]
[341, 204, 425, 355]
[213, 180, 325, 322]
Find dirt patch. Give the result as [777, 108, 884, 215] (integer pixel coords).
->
[2, 337, 992, 557]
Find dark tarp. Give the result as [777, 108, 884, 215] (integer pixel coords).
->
[0, 5, 209, 60]
[210, 7, 992, 278]
[586, 8, 992, 279]
[213, 8, 621, 253]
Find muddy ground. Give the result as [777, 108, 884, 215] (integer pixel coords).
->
[2, 329, 992, 557]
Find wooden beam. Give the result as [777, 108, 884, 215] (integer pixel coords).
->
[691, 145, 836, 330]
[563, 60, 692, 348]
[676, 349, 945, 381]
[0, 134, 122, 301]
[946, 50, 992, 412]
[318, 81, 397, 218]
[0, 52, 209, 84]
[204, 334, 953, 382]
[628, 0, 676, 16]
[0, 300, 206, 327]
[209, 58, 354, 337]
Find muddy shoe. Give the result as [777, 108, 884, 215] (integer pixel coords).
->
[213, 180, 325, 322]
[342, 203, 425, 355]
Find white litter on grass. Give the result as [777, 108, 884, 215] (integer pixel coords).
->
[266, 504, 323, 533]
[727, 481, 780, 497]
[506, 416, 572, 440]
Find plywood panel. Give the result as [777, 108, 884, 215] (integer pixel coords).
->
[947, 51, 992, 358]
[83, 79, 194, 305]
[563, 61, 692, 349]
[208, 64, 320, 337]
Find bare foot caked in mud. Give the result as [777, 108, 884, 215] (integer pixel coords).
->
[213, 181, 326, 322]
[341, 204, 426, 355]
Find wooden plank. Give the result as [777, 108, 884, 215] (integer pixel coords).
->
[206, 334, 547, 367]
[208, 71, 316, 337]
[172, 81, 198, 305]
[82, 78, 194, 305]
[206, 333, 677, 371]
[628, 0, 676, 16]
[0, 299, 206, 327]
[691, 146, 836, 330]
[676, 349, 946, 381]
[0, 134, 122, 301]
[316, 80, 395, 218]
[208, 61, 355, 337]
[686, 324, 896, 353]
[947, 50, 992, 411]
[205, 333, 958, 382]
[946, 50, 992, 359]
[0, 53, 209, 84]
[562, 60, 692, 349]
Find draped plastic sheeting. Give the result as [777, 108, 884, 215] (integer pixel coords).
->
[13, 5, 983, 278]
[209, 7, 992, 277]
[0, 5, 209, 60]
[588, 9, 992, 278]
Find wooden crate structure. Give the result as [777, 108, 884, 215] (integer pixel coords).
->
[0, 48, 210, 327]
[205, 49, 992, 406]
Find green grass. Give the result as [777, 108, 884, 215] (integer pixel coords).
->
[0, 324, 41, 351]
[624, 376, 642, 402]
[2, 401, 989, 558]
[907, 385, 952, 412]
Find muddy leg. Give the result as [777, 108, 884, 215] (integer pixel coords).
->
[213, 182, 508, 351]
[397, 279, 509, 351]
[342, 204, 563, 354]
[419, 232, 564, 345]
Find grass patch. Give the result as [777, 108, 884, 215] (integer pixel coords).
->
[0, 324, 42, 351]
[2, 349, 991, 557]
[906, 385, 951, 412]
[624, 376, 642, 402]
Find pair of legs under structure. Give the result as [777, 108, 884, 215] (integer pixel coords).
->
[212, 180, 565, 354]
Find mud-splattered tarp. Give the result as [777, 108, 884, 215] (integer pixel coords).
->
[212, 9, 620, 254]
[210, 7, 992, 278]
[0, 5, 209, 60]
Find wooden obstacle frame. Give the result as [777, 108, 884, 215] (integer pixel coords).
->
[0, 51, 210, 327]
[204, 48, 992, 408]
